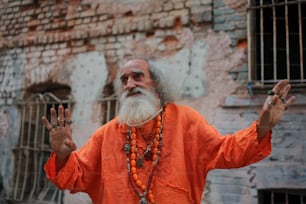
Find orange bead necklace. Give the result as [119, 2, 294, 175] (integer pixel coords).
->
[124, 108, 164, 204]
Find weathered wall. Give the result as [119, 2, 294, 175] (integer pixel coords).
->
[0, 0, 305, 204]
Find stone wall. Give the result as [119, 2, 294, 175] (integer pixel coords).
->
[0, 0, 305, 204]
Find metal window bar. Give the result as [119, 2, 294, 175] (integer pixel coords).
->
[248, 0, 306, 85]
[260, 0, 264, 84]
[259, 189, 306, 204]
[10, 93, 73, 204]
[272, 0, 277, 82]
[298, 1, 304, 82]
[96, 94, 119, 124]
[285, 0, 290, 81]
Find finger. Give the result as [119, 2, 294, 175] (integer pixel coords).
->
[265, 95, 278, 110]
[65, 108, 72, 126]
[272, 79, 289, 95]
[42, 116, 53, 131]
[50, 107, 58, 125]
[278, 84, 291, 99]
[285, 95, 296, 106]
[64, 139, 77, 151]
[58, 105, 65, 127]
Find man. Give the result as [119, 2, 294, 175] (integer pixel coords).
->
[42, 58, 296, 204]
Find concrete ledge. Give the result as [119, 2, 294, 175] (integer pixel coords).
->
[220, 94, 306, 108]
[255, 163, 306, 189]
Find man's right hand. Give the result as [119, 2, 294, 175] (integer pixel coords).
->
[42, 105, 77, 170]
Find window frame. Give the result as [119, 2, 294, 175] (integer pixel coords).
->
[247, 0, 306, 93]
[258, 189, 306, 204]
[10, 93, 73, 203]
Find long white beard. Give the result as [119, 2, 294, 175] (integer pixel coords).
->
[118, 87, 160, 125]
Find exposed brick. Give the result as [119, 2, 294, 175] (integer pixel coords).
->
[71, 45, 87, 53]
[105, 43, 121, 50]
[83, 17, 91, 24]
[185, 0, 202, 7]
[81, 10, 95, 18]
[174, 3, 184, 9]
[163, 2, 174, 11]
[159, 16, 175, 28]
[169, 9, 189, 18]
[42, 50, 56, 57]
[151, 12, 169, 21]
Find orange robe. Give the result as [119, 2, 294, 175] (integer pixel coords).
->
[44, 103, 271, 204]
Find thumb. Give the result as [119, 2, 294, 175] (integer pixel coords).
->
[64, 138, 77, 151]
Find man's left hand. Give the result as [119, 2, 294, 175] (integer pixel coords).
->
[257, 79, 296, 140]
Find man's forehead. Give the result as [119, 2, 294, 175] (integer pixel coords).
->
[119, 69, 144, 79]
[120, 59, 149, 74]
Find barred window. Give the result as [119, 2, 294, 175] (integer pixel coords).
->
[97, 94, 119, 125]
[97, 83, 119, 125]
[10, 93, 73, 203]
[258, 189, 306, 204]
[248, 0, 306, 89]
[10, 82, 119, 203]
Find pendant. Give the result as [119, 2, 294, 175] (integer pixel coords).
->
[124, 143, 131, 153]
[136, 158, 143, 167]
[140, 197, 147, 204]
[144, 151, 153, 161]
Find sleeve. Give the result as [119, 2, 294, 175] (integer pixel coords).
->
[200, 120, 272, 171]
[44, 128, 104, 193]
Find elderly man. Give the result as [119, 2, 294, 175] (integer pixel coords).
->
[42, 58, 295, 204]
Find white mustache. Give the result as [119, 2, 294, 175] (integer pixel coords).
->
[121, 87, 144, 99]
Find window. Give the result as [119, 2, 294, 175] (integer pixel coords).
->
[258, 189, 306, 204]
[97, 83, 119, 125]
[10, 93, 73, 203]
[97, 94, 119, 125]
[248, 0, 306, 88]
[10, 82, 119, 203]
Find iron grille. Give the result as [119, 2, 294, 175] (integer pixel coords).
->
[10, 93, 73, 204]
[248, 0, 306, 86]
[258, 189, 306, 204]
[9, 92, 119, 203]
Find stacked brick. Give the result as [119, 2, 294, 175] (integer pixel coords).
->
[0, 0, 212, 49]
[0, 0, 213, 104]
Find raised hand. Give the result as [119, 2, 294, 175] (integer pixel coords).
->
[257, 79, 296, 140]
[42, 105, 77, 164]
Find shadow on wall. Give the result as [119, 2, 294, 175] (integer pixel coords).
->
[0, 175, 8, 204]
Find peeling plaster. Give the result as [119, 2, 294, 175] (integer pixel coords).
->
[223, 0, 248, 13]
[0, 106, 20, 196]
[0, 112, 8, 143]
[69, 51, 108, 146]
[0, 50, 25, 103]
[158, 40, 208, 99]
[25, 51, 72, 89]
[120, 27, 194, 59]
[180, 30, 246, 123]
[62, 51, 108, 204]
[81, 0, 162, 16]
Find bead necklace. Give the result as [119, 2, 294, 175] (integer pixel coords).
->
[124, 108, 164, 204]
[140, 122, 156, 142]
[137, 123, 157, 165]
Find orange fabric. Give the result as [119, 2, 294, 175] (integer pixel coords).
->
[44, 103, 272, 204]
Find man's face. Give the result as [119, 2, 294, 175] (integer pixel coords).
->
[118, 59, 160, 125]
[119, 59, 156, 95]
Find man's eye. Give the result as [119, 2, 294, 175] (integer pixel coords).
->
[133, 72, 142, 81]
[121, 77, 128, 84]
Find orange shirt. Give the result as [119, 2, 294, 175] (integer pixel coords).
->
[44, 103, 271, 204]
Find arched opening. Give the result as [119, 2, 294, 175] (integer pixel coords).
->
[10, 83, 73, 204]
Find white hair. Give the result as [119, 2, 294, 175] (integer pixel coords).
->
[146, 59, 178, 105]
